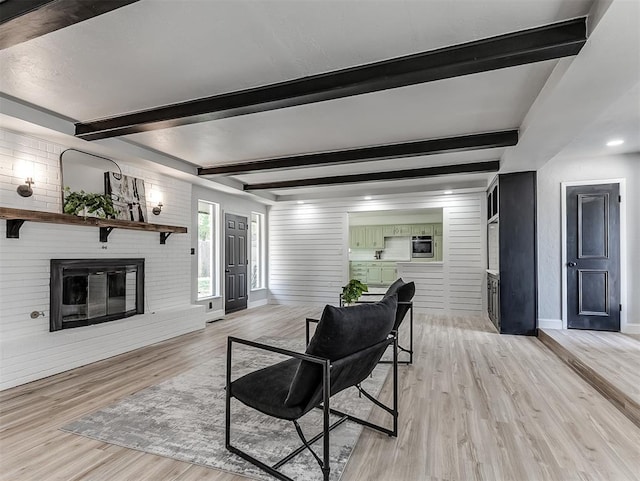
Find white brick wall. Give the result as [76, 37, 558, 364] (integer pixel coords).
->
[0, 128, 205, 390]
[0, 129, 63, 212]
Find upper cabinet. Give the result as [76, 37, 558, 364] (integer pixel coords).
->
[411, 224, 433, 236]
[487, 182, 499, 221]
[350, 225, 383, 249]
[349, 226, 366, 248]
[382, 224, 412, 236]
[365, 226, 384, 248]
[351, 223, 443, 248]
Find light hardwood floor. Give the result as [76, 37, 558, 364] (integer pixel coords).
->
[1, 306, 639, 481]
[539, 328, 640, 428]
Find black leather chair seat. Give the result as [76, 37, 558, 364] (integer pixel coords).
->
[230, 358, 307, 421]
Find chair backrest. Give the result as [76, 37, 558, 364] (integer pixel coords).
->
[383, 278, 415, 330]
[284, 295, 397, 408]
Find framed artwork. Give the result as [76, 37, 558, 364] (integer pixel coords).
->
[104, 172, 148, 222]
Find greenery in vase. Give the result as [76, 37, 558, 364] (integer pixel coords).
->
[341, 279, 368, 305]
[63, 187, 118, 219]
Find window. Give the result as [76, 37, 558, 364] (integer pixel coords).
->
[198, 201, 219, 299]
[251, 212, 265, 290]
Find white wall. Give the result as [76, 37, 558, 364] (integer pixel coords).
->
[191, 185, 269, 317]
[0, 129, 206, 390]
[349, 211, 443, 225]
[537, 152, 640, 332]
[268, 192, 486, 314]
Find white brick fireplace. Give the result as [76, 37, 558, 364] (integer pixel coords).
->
[0, 128, 205, 390]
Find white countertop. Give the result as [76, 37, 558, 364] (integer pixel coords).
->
[396, 261, 443, 266]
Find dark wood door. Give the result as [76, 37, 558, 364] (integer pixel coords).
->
[566, 184, 620, 331]
[225, 213, 248, 314]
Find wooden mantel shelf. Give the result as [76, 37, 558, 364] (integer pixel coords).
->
[0, 207, 187, 244]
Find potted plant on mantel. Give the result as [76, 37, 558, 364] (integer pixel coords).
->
[341, 279, 368, 306]
[63, 187, 118, 219]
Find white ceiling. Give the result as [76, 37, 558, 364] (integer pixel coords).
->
[0, 0, 638, 203]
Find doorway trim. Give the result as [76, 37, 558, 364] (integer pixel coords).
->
[561, 179, 627, 331]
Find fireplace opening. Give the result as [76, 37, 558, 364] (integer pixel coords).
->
[50, 259, 144, 331]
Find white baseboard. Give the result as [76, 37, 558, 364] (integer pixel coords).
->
[622, 324, 640, 334]
[248, 299, 269, 309]
[268, 299, 327, 308]
[205, 309, 225, 322]
[538, 318, 563, 330]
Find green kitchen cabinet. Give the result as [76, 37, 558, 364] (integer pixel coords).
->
[434, 235, 443, 261]
[412, 224, 433, 236]
[365, 226, 384, 248]
[366, 266, 382, 284]
[351, 225, 383, 248]
[382, 225, 395, 237]
[385, 224, 412, 236]
[381, 266, 397, 284]
[350, 262, 367, 282]
[397, 224, 412, 236]
[349, 262, 397, 286]
[349, 226, 366, 248]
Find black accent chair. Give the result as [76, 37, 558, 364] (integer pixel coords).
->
[307, 278, 415, 364]
[226, 295, 399, 481]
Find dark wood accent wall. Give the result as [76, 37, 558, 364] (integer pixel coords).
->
[496, 171, 538, 335]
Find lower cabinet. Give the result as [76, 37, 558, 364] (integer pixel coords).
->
[380, 266, 397, 284]
[366, 266, 382, 284]
[487, 273, 500, 330]
[350, 262, 397, 286]
[350, 263, 367, 282]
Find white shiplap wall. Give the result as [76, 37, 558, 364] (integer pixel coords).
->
[0, 129, 205, 390]
[269, 192, 486, 314]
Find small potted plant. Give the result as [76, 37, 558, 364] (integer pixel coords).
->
[63, 187, 118, 219]
[341, 279, 368, 306]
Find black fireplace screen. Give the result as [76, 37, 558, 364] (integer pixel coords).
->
[50, 259, 144, 331]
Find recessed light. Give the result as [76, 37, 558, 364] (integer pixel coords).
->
[606, 139, 624, 147]
[296, 200, 304, 204]
[444, 190, 453, 195]
[364, 196, 372, 200]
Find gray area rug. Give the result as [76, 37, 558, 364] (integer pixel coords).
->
[62, 337, 391, 481]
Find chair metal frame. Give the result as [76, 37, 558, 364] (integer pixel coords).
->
[225, 334, 398, 481]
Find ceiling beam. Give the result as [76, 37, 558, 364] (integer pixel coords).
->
[75, 18, 587, 141]
[243, 160, 500, 191]
[198, 130, 517, 176]
[0, 0, 140, 50]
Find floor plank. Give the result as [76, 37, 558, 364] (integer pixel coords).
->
[1, 306, 639, 481]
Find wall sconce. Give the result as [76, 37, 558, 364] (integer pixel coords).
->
[16, 159, 35, 197]
[17, 177, 34, 197]
[149, 189, 163, 215]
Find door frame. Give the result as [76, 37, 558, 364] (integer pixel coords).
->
[561, 179, 627, 331]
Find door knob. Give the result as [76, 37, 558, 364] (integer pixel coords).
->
[225, 269, 230, 273]
[567, 262, 577, 267]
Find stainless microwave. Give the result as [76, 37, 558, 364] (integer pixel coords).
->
[411, 236, 434, 258]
